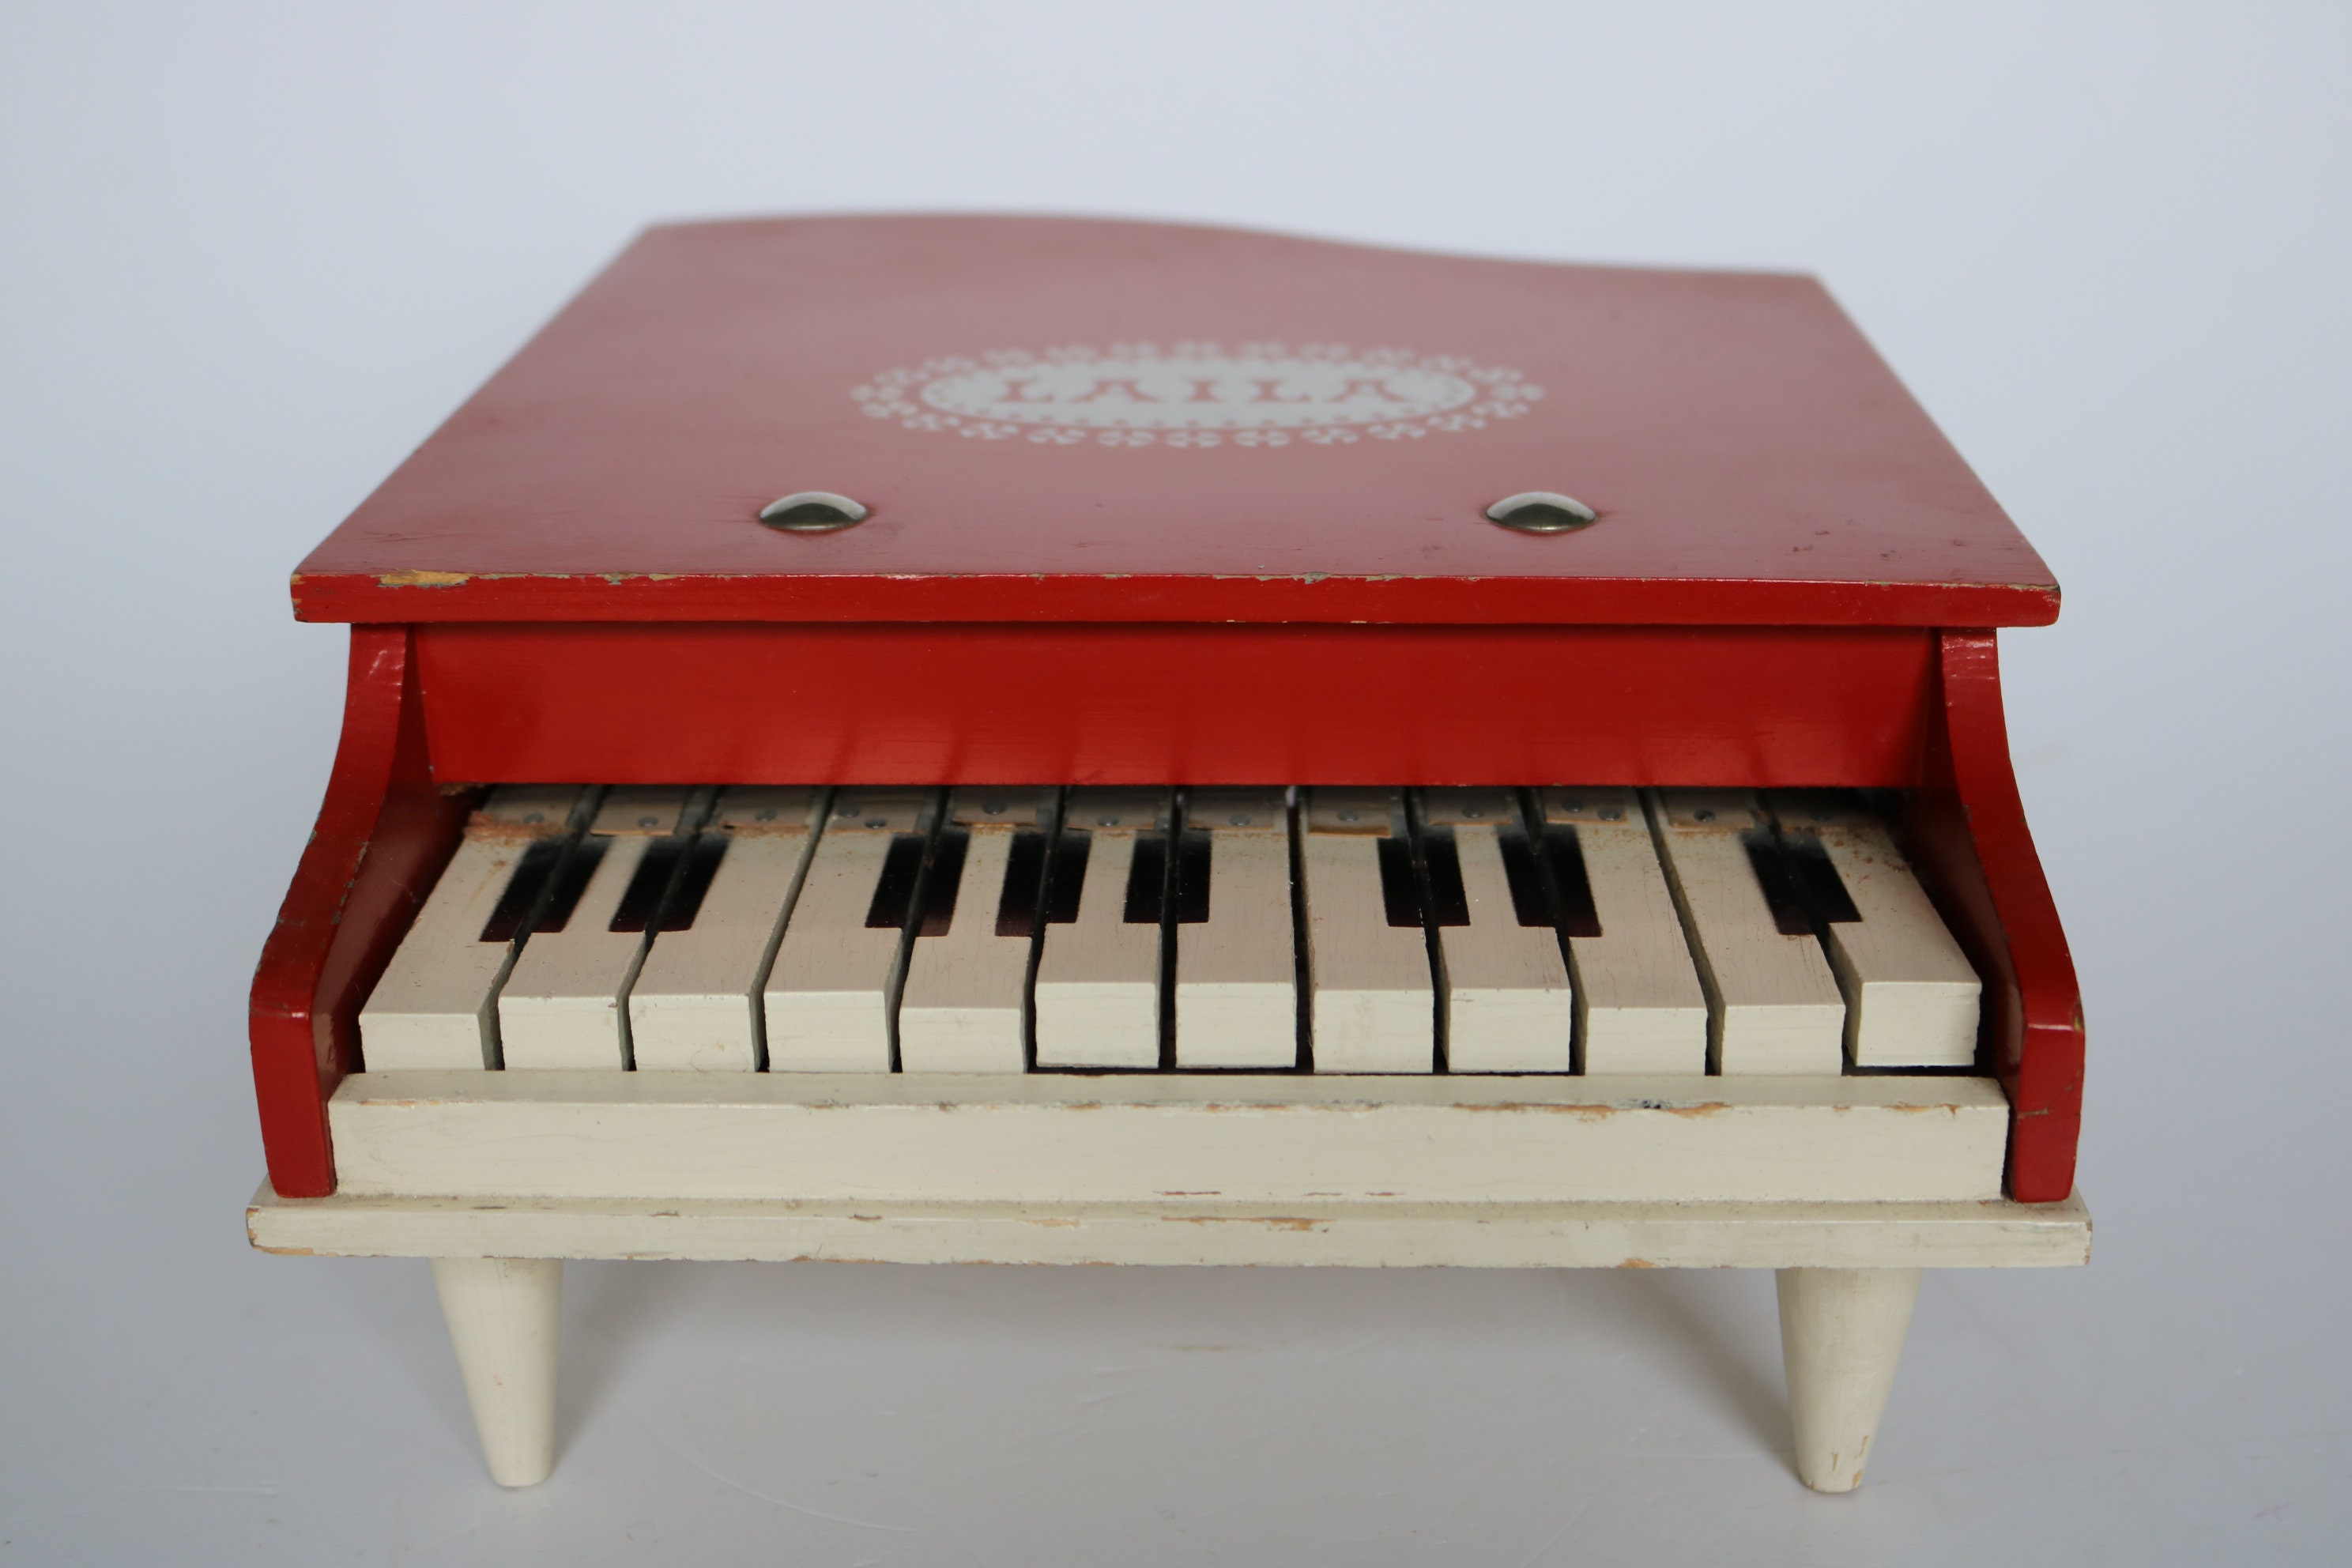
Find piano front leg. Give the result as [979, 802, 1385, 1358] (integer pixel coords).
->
[431, 1256, 564, 1488]
[1775, 1266, 1924, 1494]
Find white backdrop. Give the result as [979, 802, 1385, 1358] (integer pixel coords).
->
[2, 4, 2346, 1562]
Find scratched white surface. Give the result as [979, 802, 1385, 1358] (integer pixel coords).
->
[3, 3, 2348, 1563]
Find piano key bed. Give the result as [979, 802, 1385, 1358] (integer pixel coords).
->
[337, 782, 2000, 1197]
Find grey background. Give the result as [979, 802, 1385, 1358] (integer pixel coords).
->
[3, 3, 2346, 1562]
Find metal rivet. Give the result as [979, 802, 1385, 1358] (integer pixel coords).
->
[1600, 808, 1623, 821]
[522, 812, 544, 824]
[1694, 808, 1716, 823]
[1230, 813, 1250, 826]
[638, 816, 658, 828]
[759, 491, 869, 532]
[982, 801, 1004, 815]
[837, 805, 858, 818]
[755, 808, 777, 821]
[1339, 811, 1360, 823]
[1464, 806, 1483, 819]
[1097, 816, 1119, 827]
[865, 819, 885, 829]
[1484, 492, 1599, 533]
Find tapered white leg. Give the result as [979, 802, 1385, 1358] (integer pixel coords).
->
[1776, 1266, 1921, 1492]
[431, 1257, 562, 1487]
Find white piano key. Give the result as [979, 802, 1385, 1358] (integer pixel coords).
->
[360, 785, 586, 1070]
[1536, 787, 1710, 1075]
[763, 789, 935, 1072]
[1651, 789, 1845, 1075]
[628, 786, 826, 1072]
[1034, 788, 1168, 1069]
[1419, 789, 1572, 1073]
[1302, 789, 1434, 1073]
[899, 788, 1052, 1074]
[499, 787, 692, 1070]
[1174, 788, 1298, 1069]
[1769, 793, 1982, 1067]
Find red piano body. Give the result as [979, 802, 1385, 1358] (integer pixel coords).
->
[249, 215, 2082, 1201]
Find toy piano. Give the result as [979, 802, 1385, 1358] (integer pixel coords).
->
[245, 215, 2089, 1492]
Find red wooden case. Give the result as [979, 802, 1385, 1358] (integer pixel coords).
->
[254, 217, 2081, 1204]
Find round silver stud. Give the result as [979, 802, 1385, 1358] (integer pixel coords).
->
[1484, 492, 1599, 533]
[759, 492, 869, 532]
[1694, 808, 1716, 823]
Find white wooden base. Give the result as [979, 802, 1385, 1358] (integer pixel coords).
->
[259, 1189, 2083, 1492]
[257, 1185, 2088, 1268]
[429, 1257, 561, 1487]
[1777, 1266, 1922, 1491]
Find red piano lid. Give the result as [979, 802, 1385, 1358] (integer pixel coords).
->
[292, 215, 2057, 627]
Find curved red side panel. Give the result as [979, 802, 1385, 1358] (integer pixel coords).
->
[247, 626, 470, 1197]
[1909, 631, 2084, 1200]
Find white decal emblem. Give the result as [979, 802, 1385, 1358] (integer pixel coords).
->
[851, 343, 1541, 447]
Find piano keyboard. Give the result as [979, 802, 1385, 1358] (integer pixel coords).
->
[360, 784, 1982, 1076]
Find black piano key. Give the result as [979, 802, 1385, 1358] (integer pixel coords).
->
[1170, 829, 1212, 925]
[994, 829, 1051, 938]
[1781, 833, 1862, 925]
[528, 835, 609, 936]
[1377, 834, 1424, 928]
[1539, 824, 1604, 940]
[652, 831, 729, 934]
[477, 838, 568, 944]
[914, 825, 971, 938]
[1415, 825, 1472, 927]
[1497, 824, 1551, 928]
[1042, 830, 1090, 925]
[864, 832, 930, 929]
[608, 835, 690, 933]
[1742, 831, 1812, 936]
[1123, 834, 1169, 924]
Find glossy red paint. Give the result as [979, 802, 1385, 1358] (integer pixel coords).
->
[293, 216, 2058, 631]
[1906, 631, 2083, 1202]
[413, 622, 1938, 788]
[248, 628, 469, 1197]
